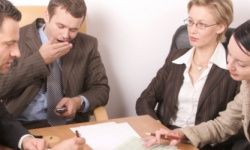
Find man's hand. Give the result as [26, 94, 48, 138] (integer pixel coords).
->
[39, 39, 72, 64]
[56, 96, 82, 118]
[22, 136, 47, 150]
[52, 137, 85, 150]
[143, 128, 184, 148]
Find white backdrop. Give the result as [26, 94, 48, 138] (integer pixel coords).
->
[10, 0, 250, 118]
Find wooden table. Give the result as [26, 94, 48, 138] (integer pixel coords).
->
[29, 115, 198, 150]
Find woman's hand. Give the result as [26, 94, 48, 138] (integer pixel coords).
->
[143, 128, 185, 147]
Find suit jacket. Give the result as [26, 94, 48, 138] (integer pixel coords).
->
[6, 18, 109, 120]
[136, 48, 240, 126]
[182, 80, 250, 148]
[0, 49, 49, 99]
[0, 103, 28, 149]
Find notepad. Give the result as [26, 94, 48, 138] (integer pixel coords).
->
[71, 122, 177, 150]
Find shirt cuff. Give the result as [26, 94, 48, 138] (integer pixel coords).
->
[79, 96, 90, 113]
[18, 134, 34, 149]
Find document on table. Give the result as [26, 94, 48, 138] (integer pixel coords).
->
[70, 122, 177, 150]
[117, 136, 177, 150]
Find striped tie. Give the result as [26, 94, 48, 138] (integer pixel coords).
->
[47, 60, 66, 125]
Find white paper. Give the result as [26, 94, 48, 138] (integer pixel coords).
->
[71, 122, 140, 150]
[116, 136, 177, 150]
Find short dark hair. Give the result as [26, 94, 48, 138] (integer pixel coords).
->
[48, 0, 87, 19]
[233, 20, 250, 55]
[0, 0, 21, 28]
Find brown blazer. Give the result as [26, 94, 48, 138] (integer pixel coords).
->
[6, 19, 109, 120]
[0, 50, 49, 99]
[182, 80, 250, 148]
[136, 48, 240, 127]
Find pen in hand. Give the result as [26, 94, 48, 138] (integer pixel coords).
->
[145, 132, 180, 140]
[75, 130, 81, 137]
[33, 135, 43, 138]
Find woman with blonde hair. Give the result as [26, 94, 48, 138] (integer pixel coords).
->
[144, 19, 250, 150]
[136, 0, 242, 149]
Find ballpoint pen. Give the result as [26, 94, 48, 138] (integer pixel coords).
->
[145, 132, 180, 140]
[75, 130, 80, 137]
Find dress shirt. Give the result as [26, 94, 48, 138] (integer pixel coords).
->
[18, 134, 34, 149]
[19, 24, 90, 122]
[171, 43, 227, 127]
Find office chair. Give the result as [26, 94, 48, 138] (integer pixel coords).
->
[18, 6, 108, 121]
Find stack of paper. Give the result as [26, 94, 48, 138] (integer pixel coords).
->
[70, 122, 177, 150]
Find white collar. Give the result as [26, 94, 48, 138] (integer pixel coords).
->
[172, 43, 227, 70]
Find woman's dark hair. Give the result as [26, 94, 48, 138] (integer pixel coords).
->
[234, 20, 250, 55]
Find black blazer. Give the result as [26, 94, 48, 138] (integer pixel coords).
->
[136, 48, 240, 126]
[0, 103, 28, 149]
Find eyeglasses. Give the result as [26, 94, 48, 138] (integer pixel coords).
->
[184, 18, 217, 30]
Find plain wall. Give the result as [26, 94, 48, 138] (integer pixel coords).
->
[10, 0, 250, 118]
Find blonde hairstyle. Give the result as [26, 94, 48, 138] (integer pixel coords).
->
[187, 0, 233, 42]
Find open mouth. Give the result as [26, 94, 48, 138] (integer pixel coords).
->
[57, 39, 72, 44]
[57, 39, 64, 43]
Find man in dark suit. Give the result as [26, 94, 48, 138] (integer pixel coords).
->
[6, 0, 109, 128]
[0, 0, 86, 149]
[0, 0, 46, 149]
